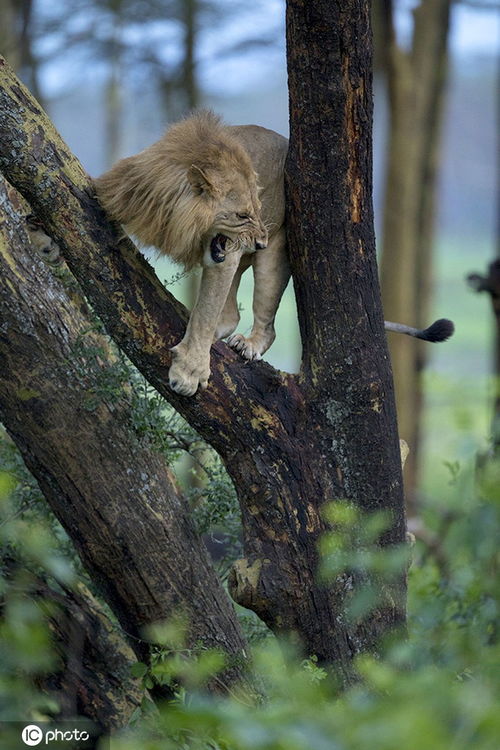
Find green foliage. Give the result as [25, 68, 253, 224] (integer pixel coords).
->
[110, 457, 500, 750]
[1, 318, 499, 748]
[0, 469, 70, 720]
[318, 501, 408, 625]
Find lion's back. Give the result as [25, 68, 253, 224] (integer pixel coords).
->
[229, 124, 288, 234]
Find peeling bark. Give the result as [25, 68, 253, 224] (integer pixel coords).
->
[0, 176, 249, 695]
[0, 0, 406, 688]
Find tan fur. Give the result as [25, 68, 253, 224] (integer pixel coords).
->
[95, 111, 289, 395]
[95, 111, 267, 270]
[96, 112, 450, 396]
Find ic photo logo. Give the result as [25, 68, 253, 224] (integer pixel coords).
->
[21, 725, 43, 746]
[21, 723, 92, 746]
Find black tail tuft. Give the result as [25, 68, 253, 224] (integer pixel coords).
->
[418, 318, 455, 342]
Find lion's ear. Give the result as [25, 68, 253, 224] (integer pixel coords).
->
[187, 164, 219, 196]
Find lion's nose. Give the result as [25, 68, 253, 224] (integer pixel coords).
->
[255, 240, 267, 250]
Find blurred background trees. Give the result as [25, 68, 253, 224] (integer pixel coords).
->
[374, 0, 452, 507]
[0, 0, 43, 100]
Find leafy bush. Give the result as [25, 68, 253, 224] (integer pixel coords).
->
[110, 457, 500, 750]
[1, 408, 499, 749]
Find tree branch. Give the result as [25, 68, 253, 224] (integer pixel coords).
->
[0, 55, 298, 463]
[0, 174, 249, 693]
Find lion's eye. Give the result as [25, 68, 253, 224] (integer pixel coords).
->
[237, 213, 250, 220]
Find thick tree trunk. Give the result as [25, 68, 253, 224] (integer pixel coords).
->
[378, 0, 451, 505]
[0, 177, 249, 694]
[39, 580, 144, 730]
[0, 0, 406, 686]
[280, 0, 406, 671]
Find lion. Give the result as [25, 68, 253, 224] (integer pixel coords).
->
[95, 111, 453, 396]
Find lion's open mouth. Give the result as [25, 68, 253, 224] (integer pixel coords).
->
[210, 234, 228, 263]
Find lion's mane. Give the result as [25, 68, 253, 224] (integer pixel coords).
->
[94, 111, 256, 269]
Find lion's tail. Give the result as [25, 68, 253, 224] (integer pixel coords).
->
[384, 318, 455, 342]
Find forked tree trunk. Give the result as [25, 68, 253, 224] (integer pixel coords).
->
[0, 0, 406, 688]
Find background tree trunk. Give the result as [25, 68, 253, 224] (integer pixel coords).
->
[104, 7, 124, 168]
[0, 0, 20, 73]
[0, 0, 406, 686]
[467, 260, 500, 453]
[0, 0, 43, 103]
[378, 0, 451, 508]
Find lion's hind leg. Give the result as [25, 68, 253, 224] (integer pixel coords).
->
[214, 256, 251, 341]
[227, 229, 290, 361]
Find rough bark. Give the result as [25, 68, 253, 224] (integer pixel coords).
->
[378, 0, 451, 505]
[0, 177, 249, 694]
[0, 0, 406, 686]
[39, 580, 144, 730]
[0, 557, 144, 730]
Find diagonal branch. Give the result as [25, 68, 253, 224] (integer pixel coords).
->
[0, 56, 300, 462]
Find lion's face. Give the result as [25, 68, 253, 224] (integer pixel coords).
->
[95, 111, 274, 271]
[188, 165, 268, 267]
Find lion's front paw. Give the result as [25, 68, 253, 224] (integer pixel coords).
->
[227, 333, 266, 361]
[169, 345, 210, 397]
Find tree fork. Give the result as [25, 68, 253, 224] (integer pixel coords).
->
[0, 10, 406, 679]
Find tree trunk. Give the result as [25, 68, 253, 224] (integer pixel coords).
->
[182, 0, 199, 112]
[104, 26, 124, 168]
[39, 579, 144, 730]
[0, 177, 249, 694]
[0, 0, 43, 103]
[0, 0, 20, 73]
[378, 0, 451, 506]
[1, 556, 144, 730]
[0, 0, 406, 687]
